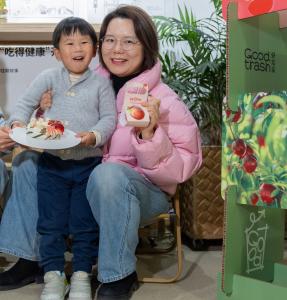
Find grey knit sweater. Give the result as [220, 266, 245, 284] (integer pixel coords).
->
[9, 67, 116, 160]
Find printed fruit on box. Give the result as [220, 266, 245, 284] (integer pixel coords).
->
[127, 106, 145, 120]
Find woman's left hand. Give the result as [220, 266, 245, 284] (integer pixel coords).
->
[138, 96, 160, 140]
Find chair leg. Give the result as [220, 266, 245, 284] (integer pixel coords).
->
[139, 190, 183, 283]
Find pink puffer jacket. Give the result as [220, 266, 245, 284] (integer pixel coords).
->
[96, 61, 202, 195]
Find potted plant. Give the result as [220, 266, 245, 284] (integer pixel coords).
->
[153, 0, 226, 249]
[0, 0, 7, 18]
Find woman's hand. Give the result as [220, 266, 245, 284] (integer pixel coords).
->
[40, 89, 52, 111]
[138, 96, 160, 139]
[0, 126, 15, 151]
[76, 132, 96, 147]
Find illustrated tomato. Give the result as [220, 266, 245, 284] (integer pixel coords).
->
[127, 106, 145, 120]
[259, 183, 276, 204]
[243, 155, 257, 173]
[232, 139, 247, 158]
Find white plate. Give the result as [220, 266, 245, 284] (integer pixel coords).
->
[10, 127, 81, 150]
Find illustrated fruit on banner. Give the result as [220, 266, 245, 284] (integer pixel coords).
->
[222, 92, 287, 209]
[222, 0, 287, 20]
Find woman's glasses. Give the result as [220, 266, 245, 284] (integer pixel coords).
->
[101, 35, 140, 51]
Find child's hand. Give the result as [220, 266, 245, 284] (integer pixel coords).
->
[40, 89, 52, 111]
[76, 131, 96, 146]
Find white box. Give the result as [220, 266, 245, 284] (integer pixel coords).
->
[124, 82, 150, 127]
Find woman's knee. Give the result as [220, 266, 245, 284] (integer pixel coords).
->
[86, 163, 132, 204]
[88, 163, 130, 188]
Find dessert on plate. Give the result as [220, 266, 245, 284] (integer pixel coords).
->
[26, 118, 65, 139]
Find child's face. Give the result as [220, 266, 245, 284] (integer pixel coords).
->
[54, 30, 96, 75]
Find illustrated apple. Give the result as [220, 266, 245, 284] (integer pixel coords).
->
[127, 106, 145, 120]
[259, 183, 276, 204]
[232, 138, 247, 158]
[243, 154, 257, 173]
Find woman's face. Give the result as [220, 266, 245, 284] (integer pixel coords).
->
[101, 18, 144, 77]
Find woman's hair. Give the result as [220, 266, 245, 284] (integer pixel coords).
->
[98, 5, 159, 72]
[52, 17, 98, 49]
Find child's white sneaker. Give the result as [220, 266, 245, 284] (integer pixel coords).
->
[68, 271, 92, 300]
[41, 271, 69, 300]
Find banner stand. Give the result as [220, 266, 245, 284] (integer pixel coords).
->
[218, 2, 287, 299]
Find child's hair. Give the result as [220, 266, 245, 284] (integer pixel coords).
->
[52, 17, 98, 49]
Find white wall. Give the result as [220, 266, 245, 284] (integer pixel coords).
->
[6, 0, 215, 23]
[85, 0, 215, 23]
[172, 0, 214, 19]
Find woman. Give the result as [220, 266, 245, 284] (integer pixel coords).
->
[0, 5, 202, 299]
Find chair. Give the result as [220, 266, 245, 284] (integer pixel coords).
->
[137, 187, 183, 283]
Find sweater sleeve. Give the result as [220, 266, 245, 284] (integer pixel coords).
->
[90, 79, 116, 147]
[131, 96, 202, 187]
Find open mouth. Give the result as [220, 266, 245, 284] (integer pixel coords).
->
[73, 56, 84, 61]
[111, 58, 128, 65]
[112, 58, 127, 62]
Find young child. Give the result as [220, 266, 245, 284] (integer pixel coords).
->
[9, 17, 116, 300]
